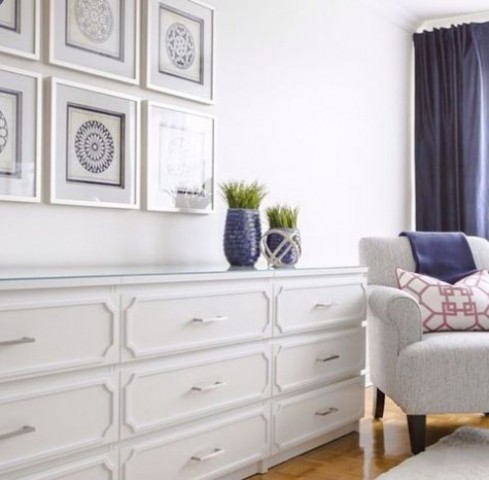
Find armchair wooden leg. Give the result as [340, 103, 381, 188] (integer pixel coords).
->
[373, 387, 385, 419]
[407, 415, 426, 455]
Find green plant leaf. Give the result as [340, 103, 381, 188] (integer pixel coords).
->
[265, 204, 300, 228]
[220, 181, 267, 210]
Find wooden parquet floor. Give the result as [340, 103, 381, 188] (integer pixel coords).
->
[248, 386, 489, 480]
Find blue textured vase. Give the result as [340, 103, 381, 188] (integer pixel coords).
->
[224, 209, 261, 267]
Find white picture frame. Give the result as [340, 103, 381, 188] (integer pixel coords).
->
[146, 0, 215, 104]
[0, 65, 41, 203]
[49, 0, 140, 84]
[145, 101, 215, 214]
[0, 0, 40, 60]
[50, 78, 140, 209]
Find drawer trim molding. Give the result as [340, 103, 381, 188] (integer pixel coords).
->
[121, 348, 272, 436]
[0, 296, 118, 381]
[0, 376, 118, 474]
[272, 328, 366, 394]
[275, 282, 367, 335]
[271, 377, 364, 453]
[18, 453, 117, 480]
[120, 407, 270, 480]
[123, 288, 272, 358]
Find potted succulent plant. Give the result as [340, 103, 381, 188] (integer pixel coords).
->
[220, 181, 267, 267]
[262, 204, 301, 267]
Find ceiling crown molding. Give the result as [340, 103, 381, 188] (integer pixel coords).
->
[419, 10, 489, 31]
[358, 0, 419, 33]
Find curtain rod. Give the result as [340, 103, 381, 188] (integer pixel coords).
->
[417, 10, 489, 32]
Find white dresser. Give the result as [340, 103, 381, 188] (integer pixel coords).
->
[0, 266, 367, 480]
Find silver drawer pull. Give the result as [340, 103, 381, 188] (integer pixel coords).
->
[191, 448, 225, 462]
[0, 337, 36, 347]
[0, 425, 36, 441]
[315, 407, 338, 417]
[191, 381, 228, 392]
[192, 316, 228, 324]
[314, 302, 336, 310]
[316, 354, 340, 363]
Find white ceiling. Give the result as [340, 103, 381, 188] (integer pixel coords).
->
[397, 0, 489, 22]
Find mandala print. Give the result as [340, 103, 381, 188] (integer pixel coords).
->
[75, 120, 114, 174]
[166, 23, 195, 70]
[75, 0, 114, 43]
[0, 110, 8, 155]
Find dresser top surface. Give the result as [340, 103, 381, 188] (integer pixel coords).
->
[0, 264, 367, 285]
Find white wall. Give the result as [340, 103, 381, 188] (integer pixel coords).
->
[0, 0, 412, 269]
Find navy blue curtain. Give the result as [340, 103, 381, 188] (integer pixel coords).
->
[413, 22, 489, 237]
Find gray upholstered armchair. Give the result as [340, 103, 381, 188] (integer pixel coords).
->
[359, 236, 489, 454]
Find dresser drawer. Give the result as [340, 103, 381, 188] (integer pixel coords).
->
[11, 453, 118, 480]
[0, 291, 118, 380]
[121, 346, 271, 438]
[122, 285, 271, 358]
[272, 377, 364, 453]
[121, 408, 270, 480]
[0, 370, 118, 473]
[273, 328, 365, 394]
[275, 280, 365, 334]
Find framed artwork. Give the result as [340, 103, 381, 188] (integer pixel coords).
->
[50, 78, 140, 209]
[146, 0, 215, 104]
[0, 0, 40, 59]
[145, 101, 215, 213]
[0, 66, 41, 203]
[49, 0, 139, 84]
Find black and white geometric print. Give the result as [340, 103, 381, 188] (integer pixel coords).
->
[75, 0, 114, 43]
[74, 119, 114, 174]
[166, 22, 195, 70]
[0, 109, 8, 154]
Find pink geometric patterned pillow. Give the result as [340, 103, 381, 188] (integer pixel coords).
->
[395, 268, 489, 332]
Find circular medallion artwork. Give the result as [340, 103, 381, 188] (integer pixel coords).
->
[166, 23, 195, 70]
[75, 120, 114, 174]
[0, 110, 9, 155]
[75, 0, 114, 43]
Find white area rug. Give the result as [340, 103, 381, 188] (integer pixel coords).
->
[378, 427, 489, 479]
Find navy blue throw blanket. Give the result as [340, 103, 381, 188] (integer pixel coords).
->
[400, 232, 477, 284]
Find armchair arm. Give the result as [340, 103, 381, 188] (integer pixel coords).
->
[368, 285, 423, 352]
